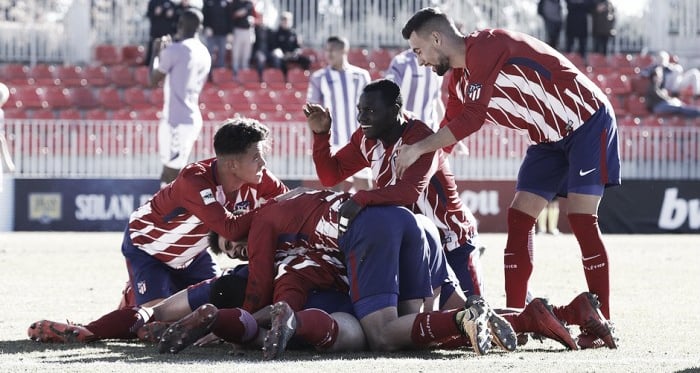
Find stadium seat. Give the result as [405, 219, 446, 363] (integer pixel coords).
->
[3, 107, 29, 119]
[98, 87, 123, 110]
[564, 52, 586, 71]
[199, 87, 231, 112]
[617, 115, 640, 127]
[210, 67, 237, 90]
[31, 109, 56, 119]
[368, 48, 395, 70]
[348, 48, 370, 69]
[604, 73, 632, 95]
[123, 87, 152, 111]
[608, 53, 637, 75]
[586, 53, 610, 74]
[55, 65, 86, 87]
[57, 108, 82, 120]
[236, 68, 261, 89]
[68, 87, 100, 110]
[261, 68, 287, 89]
[137, 107, 162, 121]
[121, 45, 146, 66]
[133, 65, 151, 87]
[82, 66, 110, 87]
[84, 108, 109, 120]
[150, 87, 164, 107]
[10, 86, 46, 110]
[278, 89, 305, 106]
[111, 108, 137, 120]
[94, 44, 122, 66]
[626, 94, 649, 116]
[109, 65, 136, 88]
[43, 87, 73, 110]
[1, 64, 32, 86]
[630, 74, 650, 95]
[287, 68, 310, 90]
[29, 64, 59, 86]
[632, 54, 655, 69]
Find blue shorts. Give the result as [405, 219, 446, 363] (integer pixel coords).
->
[339, 206, 432, 319]
[414, 214, 459, 291]
[517, 105, 621, 200]
[121, 228, 218, 306]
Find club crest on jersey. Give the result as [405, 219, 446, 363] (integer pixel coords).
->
[200, 189, 216, 205]
[137, 281, 147, 295]
[467, 83, 482, 101]
[233, 201, 250, 214]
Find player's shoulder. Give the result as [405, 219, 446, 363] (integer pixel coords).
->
[403, 118, 434, 139]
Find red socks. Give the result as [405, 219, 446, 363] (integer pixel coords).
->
[85, 308, 138, 339]
[295, 308, 338, 350]
[568, 213, 611, 318]
[410, 309, 462, 347]
[504, 208, 536, 308]
[211, 308, 258, 344]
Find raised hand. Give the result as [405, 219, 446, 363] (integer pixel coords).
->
[303, 103, 332, 134]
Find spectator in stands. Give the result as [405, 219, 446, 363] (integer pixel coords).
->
[0, 82, 16, 192]
[307, 36, 372, 192]
[251, 19, 274, 82]
[645, 61, 700, 118]
[149, 8, 211, 186]
[230, 0, 256, 76]
[564, 0, 593, 59]
[268, 11, 312, 79]
[202, 0, 233, 69]
[145, 0, 180, 66]
[384, 49, 444, 131]
[537, 0, 563, 49]
[591, 0, 615, 56]
[655, 51, 700, 98]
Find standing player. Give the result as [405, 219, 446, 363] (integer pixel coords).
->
[27, 118, 288, 343]
[149, 7, 211, 186]
[385, 49, 444, 131]
[396, 7, 618, 349]
[305, 79, 484, 301]
[307, 36, 373, 192]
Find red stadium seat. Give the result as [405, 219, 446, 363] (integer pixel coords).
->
[586, 53, 610, 74]
[29, 64, 59, 86]
[617, 115, 640, 127]
[43, 87, 73, 110]
[1, 64, 32, 86]
[94, 44, 122, 66]
[84, 108, 109, 120]
[137, 107, 162, 121]
[111, 108, 137, 120]
[287, 68, 309, 90]
[31, 109, 56, 119]
[121, 45, 146, 66]
[82, 66, 110, 87]
[604, 73, 632, 95]
[564, 52, 586, 71]
[68, 87, 100, 110]
[632, 54, 655, 69]
[3, 107, 29, 119]
[199, 87, 231, 112]
[133, 65, 151, 87]
[123, 87, 153, 111]
[368, 48, 395, 70]
[55, 65, 86, 87]
[150, 87, 164, 107]
[57, 108, 82, 120]
[97, 87, 123, 110]
[211, 67, 237, 90]
[10, 86, 46, 110]
[261, 68, 287, 89]
[236, 68, 261, 89]
[347, 48, 370, 69]
[626, 94, 649, 117]
[109, 65, 136, 88]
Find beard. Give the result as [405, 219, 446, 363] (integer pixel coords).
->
[434, 54, 451, 76]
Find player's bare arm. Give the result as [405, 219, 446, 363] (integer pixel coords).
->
[303, 103, 332, 134]
[395, 126, 457, 178]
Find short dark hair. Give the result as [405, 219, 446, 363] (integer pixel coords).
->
[326, 36, 349, 50]
[401, 7, 448, 40]
[363, 79, 403, 108]
[179, 8, 204, 34]
[208, 231, 222, 255]
[213, 117, 269, 156]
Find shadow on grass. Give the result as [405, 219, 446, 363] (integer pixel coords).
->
[1, 339, 498, 364]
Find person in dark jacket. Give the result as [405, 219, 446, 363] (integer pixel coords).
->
[268, 11, 311, 78]
[591, 0, 615, 55]
[564, 0, 593, 58]
[202, 0, 233, 68]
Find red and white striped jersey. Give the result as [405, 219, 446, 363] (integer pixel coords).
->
[242, 189, 350, 312]
[313, 118, 476, 251]
[443, 29, 610, 145]
[128, 158, 288, 269]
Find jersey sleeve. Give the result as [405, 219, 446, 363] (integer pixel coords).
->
[157, 44, 175, 74]
[306, 71, 322, 104]
[256, 169, 289, 200]
[312, 130, 368, 187]
[241, 213, 278, 313]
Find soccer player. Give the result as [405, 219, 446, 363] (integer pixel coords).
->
[27, 118, 288, 343]
[149, 7, 211, 186]
[396, 7, 618, 349]
[304, 79, 484, 302]
[307, 36, 373, 192]
[385, 49, 445, 131]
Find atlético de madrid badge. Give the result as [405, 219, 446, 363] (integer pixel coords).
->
[467, 83, 482, 101]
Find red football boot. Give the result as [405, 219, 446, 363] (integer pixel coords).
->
[28, 320, 98, 343]
[136, 321, 171, 343]
[157, 304, 219, 354]
[554, 292, 617, 349]
[263, 301, 297, 360]
[517, 298, 578, 350]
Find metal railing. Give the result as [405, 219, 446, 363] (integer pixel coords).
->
[4, 119, 699, 180]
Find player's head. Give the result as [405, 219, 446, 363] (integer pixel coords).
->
[324, 36, 349, 68]
[0, 82, 9, 107]
[279, 11, 293, 29]
[401, 7, 458, 76]
[208, 231, 249, 260]
[357, 79, 403, 140]
[177, 7, 204, 37]
[214, 117, 270, 185]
